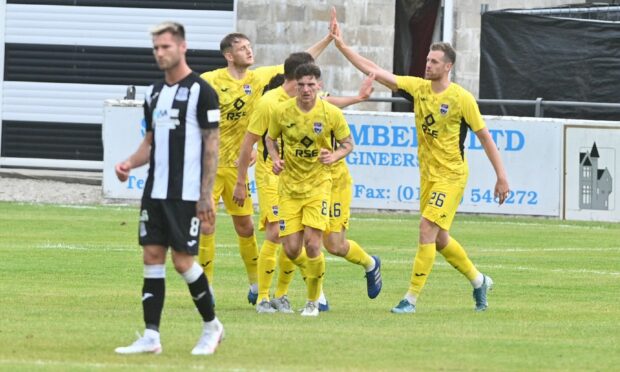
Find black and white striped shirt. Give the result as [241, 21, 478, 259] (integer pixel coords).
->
[143, 72, 219, 201]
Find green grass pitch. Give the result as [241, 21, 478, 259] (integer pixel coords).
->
[1, 201, 619, 371]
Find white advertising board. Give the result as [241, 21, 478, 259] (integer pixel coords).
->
[564, 125, 619, 222]
[102, 100, 149, 199]
[103, 104, 563, 217]
[102, 100, 257, 201]
[343, 112, 563, 216]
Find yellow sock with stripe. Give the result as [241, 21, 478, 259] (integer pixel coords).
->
[305, 252, 326, 302]
[344, 240, 374, 270]
[439, 238, 483, 287]
[274, 247, 297, 298]
[238, 235, 259, 286]
[407, 242, 436, 297]
[257, 240, 279, 302]
[198, 233, 215, 284]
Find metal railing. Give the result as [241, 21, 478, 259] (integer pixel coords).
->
[365, 97, 620, 118]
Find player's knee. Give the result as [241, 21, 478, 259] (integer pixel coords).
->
[283, 244, 301, 260]
[323, 239, 345, 256]
[171, 256, 193, 274]
[419, 218, 438, 243]
[304, 240, 322, 257]
[435, 233, 450, 250]
[142, 246, 166, 265]
[265, 229, 280, 243]
[323, 231, 348, 256]
[323, 241, 337, 255]
[233, 216, 254, 237]
[236, 225, 254, 237]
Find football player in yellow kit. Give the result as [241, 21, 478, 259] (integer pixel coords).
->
[199, 32, 333, 305]
[265, 63, 355, 316]
[233, 53, 380, 313]
[331, 12, 510, 313]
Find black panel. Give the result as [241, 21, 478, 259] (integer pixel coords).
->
[4, 43, 227, 86]
[6, 0, 234, 11]
[1, 121, 103, 161]
[480, 11, 620, 120]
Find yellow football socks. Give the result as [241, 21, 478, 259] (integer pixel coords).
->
[198, 233, 215, 284]
[291, 247, 308, 271]
[274, 247, 297, 298]
[256, 240, 279, 302]
[439, 238, 481, 282]
[238, 235, 259, 285]
[408, 242, 436, 296]
[305, 252, 326, 302]
[344, 240, 374, 270]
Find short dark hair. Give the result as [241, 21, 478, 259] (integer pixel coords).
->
[430, 42, 456, 64]
[264, 74, 285, 93]
[294, 63, 321, 81]
[284, 52, 315, 80]
[150, 21, 185, 41]
[220, 33, 250, 53]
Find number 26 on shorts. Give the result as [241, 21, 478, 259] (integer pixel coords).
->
[428, 192, 446, 207]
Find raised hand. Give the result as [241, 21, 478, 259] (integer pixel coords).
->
[329, 7, 344, 47]
[329, 6, 337, 34]
[358, 72, 375, 101]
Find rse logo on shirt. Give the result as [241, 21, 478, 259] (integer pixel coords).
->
[200, 65, 284, 167]
[395, 74, 486, 181]
[295, 149, 319, 158]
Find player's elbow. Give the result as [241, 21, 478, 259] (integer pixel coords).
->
[347, 142, 355, 154]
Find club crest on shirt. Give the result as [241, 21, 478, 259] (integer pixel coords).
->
[313, 122, 323, 134]
[175, 87, 189, 101]
[279, 220, 286, 231]
[440, 103, 449, 116]
[243, 84, 252, 95]
[272, 205, 279, 216]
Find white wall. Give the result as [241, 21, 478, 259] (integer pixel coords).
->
[236, 0, 588, 102]
[236, 0, 395, 112]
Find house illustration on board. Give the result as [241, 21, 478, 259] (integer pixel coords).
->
[579, 142, 613, 210]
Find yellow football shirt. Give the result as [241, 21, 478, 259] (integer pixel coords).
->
[201, 65, 284, 167]
[247, 86, 291, 179]
[316, 94, 349, 180]
[325, 126, 349, 181]
[395, 75, 485, 181]
[268, 98, 350, 199]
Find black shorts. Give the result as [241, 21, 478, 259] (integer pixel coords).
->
[138, 198, 200, 254]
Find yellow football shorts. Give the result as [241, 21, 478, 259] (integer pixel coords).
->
[419, 178, 467, 231]
[213, 167, 254, 216]
[256, 171, 280, 231]
[278, 193, 330, 237]
[325, 171, 352, 234]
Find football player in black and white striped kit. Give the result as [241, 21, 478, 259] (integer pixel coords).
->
[114, 21, 223, 356]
